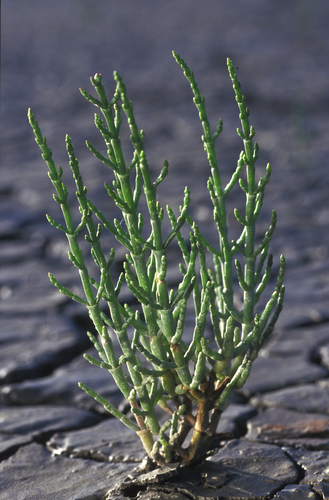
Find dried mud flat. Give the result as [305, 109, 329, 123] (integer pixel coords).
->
[1, 1, 329, 499]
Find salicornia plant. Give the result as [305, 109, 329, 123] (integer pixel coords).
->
[28, 52, 285, 467]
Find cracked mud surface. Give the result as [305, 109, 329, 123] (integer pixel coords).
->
[1, 1, 329, 499]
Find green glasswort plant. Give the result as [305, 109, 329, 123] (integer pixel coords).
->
[28, 52, 285, 467]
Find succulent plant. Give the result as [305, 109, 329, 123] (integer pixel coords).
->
[28, 52, 284, 466]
